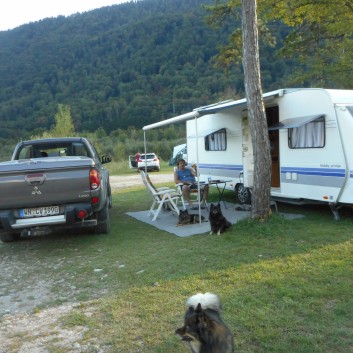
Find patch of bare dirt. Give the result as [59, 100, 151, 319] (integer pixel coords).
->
[109, 173, 173, 189]
[0, 303, 108, 353]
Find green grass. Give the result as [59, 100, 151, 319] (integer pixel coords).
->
[73, 187, 353, 353]
[1, 184, 353, 352]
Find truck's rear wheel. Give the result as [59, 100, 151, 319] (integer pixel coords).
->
[107, 185, 112, 209]
[235, 184, 252, 204]
[95, 199, 110, 234]
[0, 232, 20, 242]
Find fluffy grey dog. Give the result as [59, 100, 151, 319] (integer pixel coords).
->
[175, 292, 234, 353]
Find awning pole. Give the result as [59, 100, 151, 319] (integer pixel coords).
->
[143, 130, 149, 209]
[194, 115, 202, 222]
[143, 130, 147, 173]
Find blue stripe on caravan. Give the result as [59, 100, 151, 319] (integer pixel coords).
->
[281, 167, 346, 178]
[197, 165, 349, 178]
[199, 164, 243, 171]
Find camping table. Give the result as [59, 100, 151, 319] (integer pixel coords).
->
[207, 180, 231, 209]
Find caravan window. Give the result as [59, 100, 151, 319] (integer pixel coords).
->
[289, 116, 325, 148]
[205, 128, 227, 151]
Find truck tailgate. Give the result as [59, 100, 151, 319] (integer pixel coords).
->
[0, 157, 94, 209]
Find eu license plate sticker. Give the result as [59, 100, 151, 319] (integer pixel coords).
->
[20, 206, 60, 218]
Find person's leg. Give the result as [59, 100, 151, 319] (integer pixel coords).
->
[201, 185, 209, 201]
[182, 185, 192, 206]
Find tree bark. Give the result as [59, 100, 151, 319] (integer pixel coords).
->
[241, 0, 271, 220]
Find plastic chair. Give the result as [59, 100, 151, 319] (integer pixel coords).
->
[140, 170, 181, 221]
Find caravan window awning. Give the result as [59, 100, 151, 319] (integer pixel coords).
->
[268, 114, 325, 131]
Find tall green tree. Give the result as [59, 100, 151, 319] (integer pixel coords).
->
[31, 104, 75, 139]
[50, 104, 75, 137]
[260, 0, 353, 87]
[207, 0, 353, 87]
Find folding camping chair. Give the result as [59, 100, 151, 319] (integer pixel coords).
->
[140, 170, 182, 221]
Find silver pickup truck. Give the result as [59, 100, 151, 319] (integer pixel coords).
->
[0, 137, 112, 242]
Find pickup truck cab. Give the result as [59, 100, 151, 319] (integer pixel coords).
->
[0, 137, 112, 242]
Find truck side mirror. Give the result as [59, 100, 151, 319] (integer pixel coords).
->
[101, 154, 112, 164]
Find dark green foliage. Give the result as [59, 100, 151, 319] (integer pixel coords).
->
[0, 124, 187, 163]
[0, 0, 292, 139]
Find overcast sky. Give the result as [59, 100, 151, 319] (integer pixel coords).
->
[0, 0, 131, 31]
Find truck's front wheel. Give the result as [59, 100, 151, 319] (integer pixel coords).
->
[94, 199, 110, 234]
[0, 232, 20, 242]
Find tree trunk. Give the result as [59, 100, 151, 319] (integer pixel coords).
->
[241, 0, 271, 220]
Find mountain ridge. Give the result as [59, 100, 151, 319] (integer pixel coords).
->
[0, 0, 288, 139]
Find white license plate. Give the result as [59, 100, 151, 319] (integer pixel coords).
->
[20, 206, 60, 218]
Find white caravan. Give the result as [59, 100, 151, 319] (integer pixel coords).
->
[182, 88, 353, 219]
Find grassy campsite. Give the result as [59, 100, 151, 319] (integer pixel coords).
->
[1, 168, 352, 352]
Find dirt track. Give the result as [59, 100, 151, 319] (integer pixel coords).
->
[109, 173, 173, 189]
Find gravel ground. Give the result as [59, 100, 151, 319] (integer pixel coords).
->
[109, 173, 173, 189]
[0, 173, 172, 353]
[0, 303, 102, 353]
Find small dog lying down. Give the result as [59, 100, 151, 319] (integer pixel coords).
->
[209, 203, 231, 235]
[175, 292, 234, 353]
[177, 209, 205, 226]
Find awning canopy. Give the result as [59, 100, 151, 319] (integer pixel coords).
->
[143, 111, 199, 131]
[268, 114, 325, 131]
[142, 89, 284, 131]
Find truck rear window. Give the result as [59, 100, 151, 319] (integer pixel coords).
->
[17, 142, 89, 159]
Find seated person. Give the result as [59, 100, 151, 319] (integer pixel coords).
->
[174, 159, 209, 209]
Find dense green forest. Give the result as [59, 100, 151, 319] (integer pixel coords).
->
[0, 0, 293, 142]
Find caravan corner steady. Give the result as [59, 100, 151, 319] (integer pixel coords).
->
[149, 88, 352, 220]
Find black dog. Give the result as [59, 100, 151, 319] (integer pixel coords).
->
[209, 203, 231, 235]
[177, 209, 205, 226]
[175, 292, 234, 353]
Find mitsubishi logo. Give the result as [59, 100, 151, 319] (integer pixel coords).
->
[32, 186, 42, 195]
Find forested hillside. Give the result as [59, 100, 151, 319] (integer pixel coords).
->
[0, 0, 292, 141]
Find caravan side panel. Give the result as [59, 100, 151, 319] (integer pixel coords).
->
[187, 108, 243, 190]
[274, 89, 347, 203]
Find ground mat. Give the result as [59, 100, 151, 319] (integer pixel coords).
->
[127, 203, 250, 237]
[126, 202, 304, 237]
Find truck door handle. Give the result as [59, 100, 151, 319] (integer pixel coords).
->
[25, 173, 46, 185]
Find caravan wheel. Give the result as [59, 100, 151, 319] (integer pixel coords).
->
[235, 184, 252, 204]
